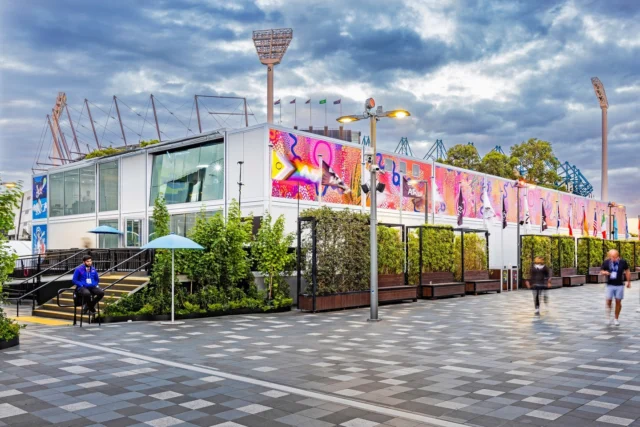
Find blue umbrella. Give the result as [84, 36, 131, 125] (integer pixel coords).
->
[88, 226, 123, 235]
[142, 234, 204, 323]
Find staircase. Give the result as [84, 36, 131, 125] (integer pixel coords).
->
[32, 273, 149, 322]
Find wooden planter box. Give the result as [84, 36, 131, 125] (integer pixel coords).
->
[630, 272, 639, 281]
[587, 267, 607, 283]
[0, 336, 19, 350]
[561, 268, 586, 287]
[465, 270, 501, 295]
[419, 272, 465, 300]
[299, 283, 417, 313]
[550, 277, 563, 288]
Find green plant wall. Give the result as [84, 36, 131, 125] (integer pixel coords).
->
[550, 235, 575, 276]
[620, 241, 635, 269]
[521, 236, 551, 279]
[300, 207, 370, 295]
[454, 233, 488, 280]
[577, 237, 605, 274]
[377, 226, 404, 275]
[407, 225, 455, 285]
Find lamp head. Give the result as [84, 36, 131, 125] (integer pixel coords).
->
[365, 98, 375, 111]
[336, 115, 360, 124]
[385, 109, 411, 119]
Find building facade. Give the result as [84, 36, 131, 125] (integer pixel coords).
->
[31, 124, 628, 268]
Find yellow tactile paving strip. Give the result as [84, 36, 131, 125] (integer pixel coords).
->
[9, 316, 71, 326]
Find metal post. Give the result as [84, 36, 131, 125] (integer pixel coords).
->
[195, 95, 202, 133]
[65, 104, 81, 153]
[237, 161, 244, 212]
[461, 231, 466, 283]
[52, 112, 71, 160]
[151, 94, 162, 141]
[268, 143, 273, 214]
[267, 66, 274, 123]
[601, 107, 608, 201]
[244, 98, 249, 127]
[15, 192, 24, 240]
[311, 219, 317, 313]
[424, 180, 429, 224]
[85, 99, 101, 149]
[418, 227, 423, 289]
[516, 186, 521, 289]
[113, 96, 127, 145]
[399, 171, 403, 225]
[403, 225, 408, 286]
[369, 115, 379, 321]
[296, 218, 302, 305]
[318, 154, 323, 207]
[171, 249, 175, 323]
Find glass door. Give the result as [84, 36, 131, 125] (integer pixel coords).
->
[125, 218, 142, 247]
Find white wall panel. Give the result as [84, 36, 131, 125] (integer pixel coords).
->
[121, 154, 146, 215]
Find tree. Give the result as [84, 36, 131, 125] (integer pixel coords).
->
[0, 180, 23, 342]
[443, 144, 481, 170]
[149, 194, 174, 312]
[478, 151, 519, 179]
[510, 138, 561, 188]
[253, 213, 294, 300]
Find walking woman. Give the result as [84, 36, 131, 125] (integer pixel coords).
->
[525, 256, 551, 315]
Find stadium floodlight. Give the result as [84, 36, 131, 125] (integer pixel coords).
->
[591, 77, 609, 202]
[253, 28, 293, 124]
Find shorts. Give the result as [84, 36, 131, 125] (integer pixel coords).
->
[605, 285, 624, 300]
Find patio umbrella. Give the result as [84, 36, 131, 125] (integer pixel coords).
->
[88, 225, 124, 234]
[142, 234, 204, 323]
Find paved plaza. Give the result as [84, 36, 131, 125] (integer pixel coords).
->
[2, 284, 640, 427]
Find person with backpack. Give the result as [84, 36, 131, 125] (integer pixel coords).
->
[525, 256, 551, 315]
[601, 249, 631, 326]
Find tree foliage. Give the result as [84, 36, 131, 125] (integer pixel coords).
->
[478, 151, 518, 179]
[378, 226, 404, 275]
[510, 138, 561, 188]
[149, 195, 175, 312]
[407, 225, 455, 285]
[443, 144, 481, 170]
[253, 213, 294, 299]
[454, 233, 487, 280]
[84, 147, 125, 159]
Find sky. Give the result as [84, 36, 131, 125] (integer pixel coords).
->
[1, 0, 639, 214]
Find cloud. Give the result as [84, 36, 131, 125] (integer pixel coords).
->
[1, 0, 640, 216]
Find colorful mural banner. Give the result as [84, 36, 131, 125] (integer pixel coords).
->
[270, 129, 362, 206]
[375, 154, 432, 213]
[32, 175, 48, 220]
[434, 165, 483, 219]
[32, 224, 47, 255]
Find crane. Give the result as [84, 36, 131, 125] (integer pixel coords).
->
[394, 137, 413, 156]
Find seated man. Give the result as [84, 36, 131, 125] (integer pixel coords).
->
[72, 255, 104, 314]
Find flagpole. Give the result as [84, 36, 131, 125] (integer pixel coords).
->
[309, 100, 312, 129]
[280, 102, 282, 125]
[318, 154, 323, 207]
[399, 172, 403, 225]
[500, 188, 504, 275]
[325, 102, 327, 128]
[540, 198, 543, 234]
[294, 101, 297, 128]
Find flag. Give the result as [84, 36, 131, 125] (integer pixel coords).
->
[321, 160, 350, 193]
[502, 194, 507, 230]
[290, 98, 296, 104]
[625, 215, 630, 240]
[568, 204, 573, 236]
[583, 208, 589, 235]
[456, 187, 465, 226]
[541, 203, 548, 232]
[319, 99, 326, 104]
[556, 203, 561, 231]
[333, 99, 341, 105]
[305, 99, 311, 104]
[481, 184, 496, 226]
[274, 99, 281, 105]
[522, 191, 531, 233]
[593, 210, 598, 237]
[601, 211, 607, 239]
[613, 216, 618, 240]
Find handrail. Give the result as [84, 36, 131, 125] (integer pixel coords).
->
[9, 249, 88, 288]
[99, 249, 148, 277]
[15, 249, 80, 260]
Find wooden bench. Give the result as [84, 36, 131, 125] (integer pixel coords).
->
[378, 274, 417, 303]
[464, 270, 501, 295]
[549, 277, 563, 288]
[630, 271, 639, 281]
[561, 267, 586, 287]
[419, 272, 465, 300]
[588, 267, 607, 284]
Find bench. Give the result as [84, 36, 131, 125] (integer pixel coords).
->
[378, 274, 417, 303]
[549, 277, 563, 288]
[419, 272, 465, 300]
[587, 267, 607, 283]
[630, 271, 639, 281]
[561, 267, 586, 287]
[464, 270, 501, 295]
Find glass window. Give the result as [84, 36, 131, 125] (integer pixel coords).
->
[126, 219, 141, 247]
[399, 161, 407, 174]
[79, 166, 95, 214]
[99, 161, 118, 212]
[171, 214, 187, 237]
[98, 219, 119, 248]
[384, 158, 392, 170]
[148, 218, 156, 242]
[50, 173, 64, 217]
[412, 164, 420, 177]
[150, 142, 224, 205]
[64, 170, 80, 216]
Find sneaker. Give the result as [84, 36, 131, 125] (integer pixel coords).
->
[534, 309, 540, 315]
[614, 319, 620, 326]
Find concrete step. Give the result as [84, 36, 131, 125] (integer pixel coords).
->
[32, 309, 98, 322]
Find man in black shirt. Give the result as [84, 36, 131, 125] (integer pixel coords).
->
[601, 249, 631, 326]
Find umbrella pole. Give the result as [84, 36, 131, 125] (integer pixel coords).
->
[171, 249, 175, 323]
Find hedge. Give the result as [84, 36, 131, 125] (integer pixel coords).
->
[407, 225, 455, 285]
[521, 236, 552, 279]
[577, 237, 605, 274]
[550, 235, 575, 276]
[454, 232, 487, 281]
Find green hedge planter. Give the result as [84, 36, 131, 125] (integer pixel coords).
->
[100, 305, 291, 323]
[0, 337, 19, 350]
[578, 237, 605, 275]
[408, 225, 455, 285]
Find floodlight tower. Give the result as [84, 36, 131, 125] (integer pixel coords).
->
[591, 77, 609, 201]
[252, 28, 293, 124]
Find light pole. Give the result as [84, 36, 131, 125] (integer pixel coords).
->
[337, 98, 411, 321]
[591, 77, 609, 201]
[515, 178, 527, 289]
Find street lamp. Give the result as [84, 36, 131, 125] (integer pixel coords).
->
[0, 181, 17, 189]
[514, 177, 531, 289]
[337, 98, 411, 321]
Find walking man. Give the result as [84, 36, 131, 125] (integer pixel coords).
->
[525, 256, 551, 315]
[601, 249, 631, 326]
[72, 255, 104, 314]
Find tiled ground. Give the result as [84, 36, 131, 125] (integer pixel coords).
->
[2, 284, 640, 427]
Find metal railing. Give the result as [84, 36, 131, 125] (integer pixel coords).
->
[7, 249, 151, 317]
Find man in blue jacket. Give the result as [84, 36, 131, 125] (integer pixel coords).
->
[72, 255, 104, 314]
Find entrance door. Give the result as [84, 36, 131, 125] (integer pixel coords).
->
[125, 218, 143, 247]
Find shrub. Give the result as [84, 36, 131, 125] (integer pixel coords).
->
[521, 236, 552, 279]
[0, 315, 22, 341]
[253, 213, 294, 299]
[454, 233, 488, 280]
[620, 241, 635, 269]
[549, 235, 575, 276]
[407, 225, 455, 285]
[378, 226, 404, 275]
[577, 237, 605, 274]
